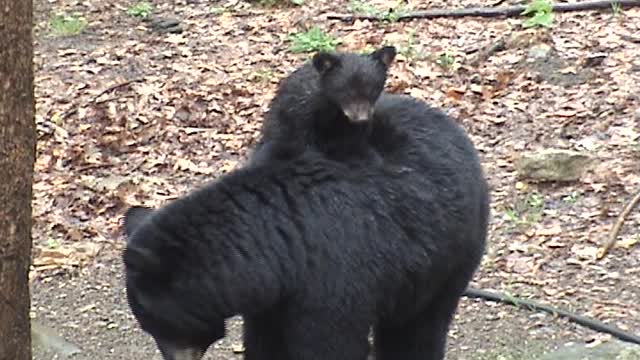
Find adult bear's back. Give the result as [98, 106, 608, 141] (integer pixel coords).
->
[369, 93, 490, 311]
[372, 94, 484, 181]
[371, 92, 489, 224]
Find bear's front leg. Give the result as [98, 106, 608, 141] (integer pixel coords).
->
[281, 309, 370, 360]
[244, 311, 286, 360]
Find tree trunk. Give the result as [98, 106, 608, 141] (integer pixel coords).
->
[0, 1, 36, 359]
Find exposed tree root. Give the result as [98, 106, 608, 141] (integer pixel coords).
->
[327, 0, 640, 22]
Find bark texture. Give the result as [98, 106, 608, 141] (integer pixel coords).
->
[0, 0, 36, 359]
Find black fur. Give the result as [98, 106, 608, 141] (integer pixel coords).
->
[122, 94, 489, 360]
[253, 46, 396, 164]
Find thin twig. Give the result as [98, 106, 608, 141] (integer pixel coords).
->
[60, 77, 144, 120]
[597, 189, 640, 259]
[94, 94, 135, 106]
[327, 0, 640, 22]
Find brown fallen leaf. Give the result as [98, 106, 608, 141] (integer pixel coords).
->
[219, 160, 239, 174]
[174, 158, 214, 175]
[536, 224, 563, 236]
[446, 86, 466, 101]
[554, 109, 577, 117]
[617, 236, 640, 249]
[546, 240, 566, 248]
[409, 87, 430, 100]
[570, 244, 598, 260]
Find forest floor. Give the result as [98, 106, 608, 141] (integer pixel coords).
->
[29, 0, 640, 359]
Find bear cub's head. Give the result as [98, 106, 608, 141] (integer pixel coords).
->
[312, 45, 396, 123]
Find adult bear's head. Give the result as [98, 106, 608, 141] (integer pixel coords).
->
[121, 205, 225, 360]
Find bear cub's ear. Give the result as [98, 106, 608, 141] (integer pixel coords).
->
[312, 52, 341, 74]
[122, 206, 154, 238]
[370, 46, 397, 68]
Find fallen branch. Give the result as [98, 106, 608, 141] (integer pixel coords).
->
[464, 287, 640, 345]
[60, 77, 144, 120]
[327, 0, 640, 22]
[597, 189, 640, 259]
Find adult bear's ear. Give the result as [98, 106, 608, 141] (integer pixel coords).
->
[371, 46, 396, 68]
[122, 206, 165, 273]
[123, 243, 162, 271]
[313, 52, 340, 74]
[122, 206, 154, 238]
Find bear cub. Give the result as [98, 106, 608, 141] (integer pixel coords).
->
[253, 46, 396, 164]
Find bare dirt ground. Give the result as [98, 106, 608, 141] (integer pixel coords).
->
[29, 0, 640, 359]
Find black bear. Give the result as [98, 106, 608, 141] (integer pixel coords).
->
[121, 91, 489, 360]
[251, 46, 396, 165]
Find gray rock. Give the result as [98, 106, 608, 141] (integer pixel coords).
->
[516, 149, 595, 182]
[32, 320, 82, 358]
[528, 45, 551, 60]
[147, 17, 183, 34]
[539, 340, 640, 360]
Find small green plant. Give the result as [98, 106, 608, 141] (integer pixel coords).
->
[127, 2, 153, 18]
[47, 238, 59, 249]
[252, 68, 274, 83]
[435, 51, 455, 69]
[288, 27, 341, 53]
[49, 13, 87, 36]
[211, 7, 225, 15]
[504, 208, 521, 224]
[611, 1, 622, 15]
[521, 0, 554, 28]
[394, 30, 425, 63]
[348, 0, 379, 15]
[348, 0, 411, 22]
[381, 2, 411, 22]
[528, 192, 544, 209]
[562, 191, 579, 204]
[504, 191, 545, 228]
